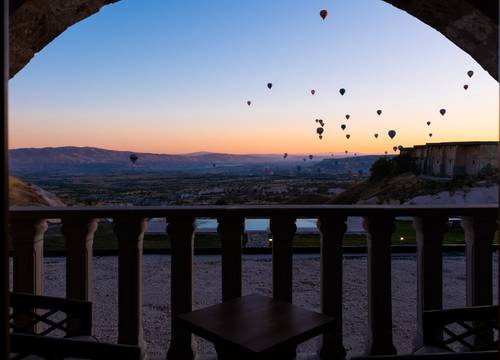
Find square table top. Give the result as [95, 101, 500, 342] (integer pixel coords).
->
[177, 294, 335, 355]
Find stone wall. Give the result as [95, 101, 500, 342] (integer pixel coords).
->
[407, 142, 498, 178]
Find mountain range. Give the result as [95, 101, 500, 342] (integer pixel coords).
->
[9, 146, 305, 174]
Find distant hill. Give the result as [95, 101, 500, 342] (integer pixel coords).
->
[9, 146, 290, 174]
[9, 176, 64, 206]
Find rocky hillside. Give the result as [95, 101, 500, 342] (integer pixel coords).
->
[9, 176, 64, 207]
[331, 172, 498, 205]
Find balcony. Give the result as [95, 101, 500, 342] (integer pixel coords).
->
[8, 204, 498, 359]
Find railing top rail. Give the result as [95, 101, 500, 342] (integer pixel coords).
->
[9, 204, 499, 219]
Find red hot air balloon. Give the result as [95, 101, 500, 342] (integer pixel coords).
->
[429, 133, 433, 138]
[267, 83, 273, 90]
[345, 150, 348, 154]
[346, 134, 350, 139]
[393, 146, 398, 152]
[463, 84, 469, 90]
[385, 151, 388, 155]
[320, 9, 328, 20]
[319, 135, 323, 140]
[377, 110, 382, 116]
[311, 89, 316, 95]
[374, 133, 379, 139]
[440, 109, 446, 116]
[427, 121, 431, 126]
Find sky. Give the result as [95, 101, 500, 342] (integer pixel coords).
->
[8, 0, 499, 155]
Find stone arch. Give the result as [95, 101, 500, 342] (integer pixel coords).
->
[8, 0, 499, 80]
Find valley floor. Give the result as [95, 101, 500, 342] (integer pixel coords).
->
[12, 254, 498, 359]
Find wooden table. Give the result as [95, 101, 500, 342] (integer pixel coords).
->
[177, 294, 335, 360]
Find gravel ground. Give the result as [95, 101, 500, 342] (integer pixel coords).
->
[23, 254, 498, 359]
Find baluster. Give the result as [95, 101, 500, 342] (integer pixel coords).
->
[167, 216, 196, 360]
[363, 215, 396, 355]
[11, 217, 47, 295]
[270, 216, 296, 303]
[62, 217, 98, 301]
[317, 215, 347, 360]
[217, 216, 245, 302]
[461, 215, 497, 347]
[114, 217, 147, 355]
[413, 215, 447, 349]
[461, 215, 497, 306]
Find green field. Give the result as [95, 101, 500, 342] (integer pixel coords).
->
[41, 220, 492, 251]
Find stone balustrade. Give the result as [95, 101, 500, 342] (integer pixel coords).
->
[8, 205, 498, 359]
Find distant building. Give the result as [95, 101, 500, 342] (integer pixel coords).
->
[401, 141, 498, 178]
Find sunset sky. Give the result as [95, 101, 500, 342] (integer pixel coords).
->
[8, 0, 499, 155]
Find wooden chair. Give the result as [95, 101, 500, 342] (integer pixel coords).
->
[9, 292, 141, 360]
[353, 305, 498, 360]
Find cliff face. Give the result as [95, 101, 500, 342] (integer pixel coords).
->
[9, 176, 64, 206]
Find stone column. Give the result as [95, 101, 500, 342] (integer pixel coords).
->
[270, 216, 296, 303]
[166, 216, 196, 360]
[114, 217, 147, 357]
[363, 215, 396, 356]
[317, 215, 347, 360]
[217, 216, 245, 302]
[11, 217, 47, 295]
[413, 215, 447, 348]
[62, 217, 98, 301]
[462, 215, 497, 347]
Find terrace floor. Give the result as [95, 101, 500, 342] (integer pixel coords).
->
[13, 253, 498, 359]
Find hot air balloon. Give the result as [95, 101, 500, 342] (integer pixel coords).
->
[315, 119, 319, 123]
[384, 151, 388, 155]
[467, 70, 474, 78]
[316, 127, 324, 136]
[398, 145, 403, 151]
[429, 133, 433, 138]
[393, 146, 398, 152]
[346, 134, 350, 139]
[320, 9, 328, 20]
[377, 110, 382, 116]
[212, 163, 216, 168]
[388, 130, 396, 139]
[341, 124, 346, 131]
[463, 84, 469, 90]
[354, 153, 357, 156]
[339, 88, 346, 96]
[311, 89, 316, 95]
[427, 121, 431, 126]
[374, 133, 379, 139]
[319, 135, 323, 140]
[267, 83, 273, 90]
[247, 100, 251, 106]
[309, 155, 313, 160]
[345, 114, 350, 120]
[129, 154, 138, 164]
[440, 109, 446, 116]
[345, 150, 348, 154]
[283, 153, 288, 159]
[318, 120, 325, 127]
